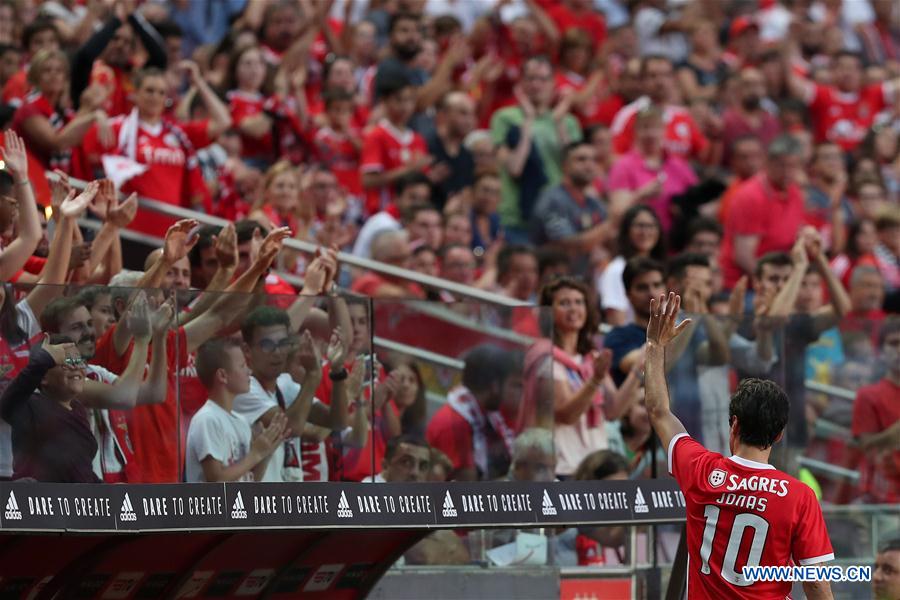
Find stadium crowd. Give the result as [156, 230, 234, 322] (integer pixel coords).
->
[0, 0, 898, 567]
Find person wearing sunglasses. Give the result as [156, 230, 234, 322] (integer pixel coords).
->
[0, 329, 155, 483]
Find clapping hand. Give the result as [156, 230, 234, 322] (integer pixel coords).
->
[251, 411, 289, 459]
[256, 226, 292, 270]
[60, 180, 100, 219]
[108, 193, 138, 228]
[41, 334, 79, 366]
[1, 130, 28, 181]
[163, 219, 200, 264]
[326, 326, 346, 368]
[150, 296, 176, 337]
[213, 222, 238, 270]
[124, 291, 152, 342]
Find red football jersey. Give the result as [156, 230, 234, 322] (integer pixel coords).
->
[669, 434, 834, 599]
[228, 90, 272, 162]
[611, 98, 709, 159]
[805, 82, 890, 151]
[360, 119, 428, 216]
[312, 125, 362, 196]
[82, 116, 208, 237]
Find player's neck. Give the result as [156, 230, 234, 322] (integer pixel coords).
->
[732, 443, 772, 467]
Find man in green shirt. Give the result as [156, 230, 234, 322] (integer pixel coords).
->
[490, 56, 583, 241]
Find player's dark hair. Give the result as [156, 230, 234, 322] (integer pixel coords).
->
[879, 537, 900, 554]
[754, 251, 793, 279]
[728, 378, 790, 449]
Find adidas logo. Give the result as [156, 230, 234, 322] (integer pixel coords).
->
[231, 491, 248, 519]
[119, 493, 137, 522]
[634, 487, 649, 514]
[541, 490, 557, 516]
[4, 491, 21, 520]
[337, 492, 353, 518]
[441, 491, 457, 518]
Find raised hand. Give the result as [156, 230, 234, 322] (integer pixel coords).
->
[60, 180, 100, 218]
[41, 335, 79, 366]
[251, 410, 288, 458]
[728, 275, 748, 317]
[256, 226, 292, 269]
[346, 355, 366, 404]
[301, 257, 328, 295]
[49, 169, 73, 219]
[295, 330, 322, 375]
[326, 326, 346, 367]
[790, 233, 810, 271]
[248, 227, 264, 266]
[646, 293, 691, 349]
[178, 59, 202, 86]
[213, 222, 238, 270]
[1, 130, 28, 181]
[107, 192, 138, 228]
[150, 297, 176, 337]
[373, 371, 400, 411]
[513, 85, 536, 120]
[89, 179, 115, 220]
[163, 219, 200, 264]
[590, 348, 612, 381]
[125, 291, 152, 341]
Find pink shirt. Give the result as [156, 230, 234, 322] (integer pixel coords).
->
[607, 150, 698, 231]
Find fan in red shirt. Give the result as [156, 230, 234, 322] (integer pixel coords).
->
[311, 90, 363, 199]
[851, 317, 900, 504]
[225, 45, 309, 168]
[361, 70, 430, 216]
[542, 0, 607, 52]
[786, 50, 900, 152]
[611, 56, 710, 161]
[81, 68, 210, 238]
[645, 293, 834, 600]
[2, 18, 61, 108]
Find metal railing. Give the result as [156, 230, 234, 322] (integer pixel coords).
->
[63, 174, 527, 307]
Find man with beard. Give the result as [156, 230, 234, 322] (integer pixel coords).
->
[39, 292, 170, 482]
[530, 140, 614, 277]
[373, 13, 428, 96]
[70, 2, 167, 116]
[721, 67, 781, 163]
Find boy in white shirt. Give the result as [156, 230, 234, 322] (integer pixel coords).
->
[186, 337, 286, 483]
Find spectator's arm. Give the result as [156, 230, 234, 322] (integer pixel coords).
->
[811, 246, 852, 326]
[362, 154, 433, 190]
[523, 0, 560, 50]
[0, 344, 55, 422]
[26, 182, 100, 316]
[604, 366, 642, 422]
[551, 220, 616, 254]
[201, 412, 286, 482]
[0, 134, 41, 282]
[732, 234, 760, 277]
[71, 16, 121, 109]
[858, 420, 900, 452]
[136, 324, 168, 405]
[499, 117, 534, 179]
[80, 338, 150, 409]
[697, 314, 730, 367]
[769, 236, 809, 318]
[181, 61, 232, 141]
[416, 38, 468, 110]
[19, 109, 105, 153]
[128, 11, 168, 70]
[781, 41, 815, 102]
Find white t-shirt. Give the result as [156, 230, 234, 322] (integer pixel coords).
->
[597, 255, 635, 324]
[233, 375, 325, 482]
[186, 400, 253, 483]
[0, 300, 41, 478]
[551, 354, 609, 476]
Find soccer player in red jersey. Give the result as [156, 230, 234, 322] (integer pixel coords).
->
[644, 292, 834, 599]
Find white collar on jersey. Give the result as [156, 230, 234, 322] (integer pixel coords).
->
[728, 455, 776, 470]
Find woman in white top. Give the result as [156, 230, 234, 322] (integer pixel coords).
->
[596, 205, 665, 326]
[534, 277, 634, 478]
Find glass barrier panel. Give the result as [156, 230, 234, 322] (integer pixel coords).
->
[0, 282, 179, 483]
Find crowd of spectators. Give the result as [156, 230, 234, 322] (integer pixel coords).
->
[0, 0, 897, 568]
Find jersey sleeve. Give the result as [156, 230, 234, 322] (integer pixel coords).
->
[851, 388, 879, 437]
[669, 433, 708, 492]
[791, 486, 835, 565]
